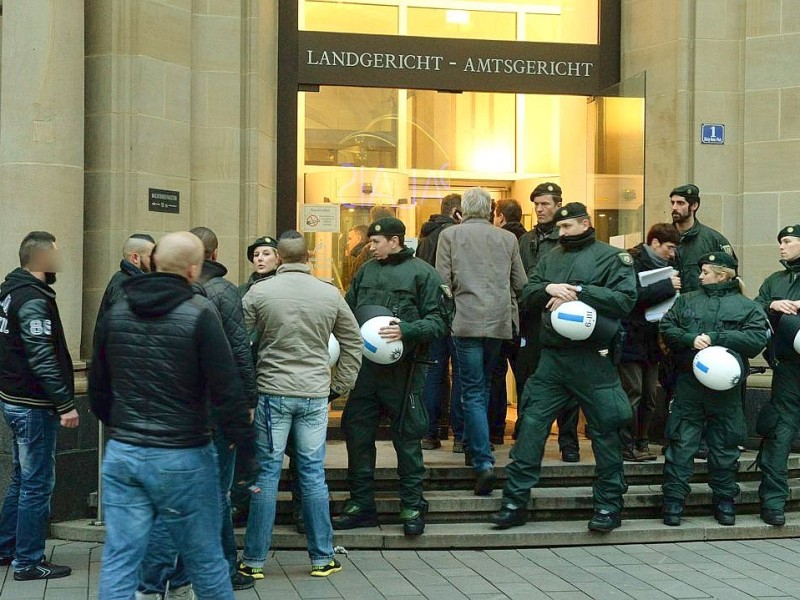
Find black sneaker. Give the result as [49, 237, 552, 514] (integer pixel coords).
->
[421, 437, 441, 450]
[474, 468, 496, 496]
[232, 570, 255, 590]
[332, 503, 378, 530]
[761, 508, 786, 527]
[237, 561, 264, 580]
[588, 510, 621, 532]
[14, 561, 72, 581]
[310, 559, 342, 577]
[561, 448, 580, 463]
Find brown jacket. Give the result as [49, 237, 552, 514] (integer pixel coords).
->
[436, 218, 527, 339]
[242, 263, 363, 398]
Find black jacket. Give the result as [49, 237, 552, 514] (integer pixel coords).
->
[0, 268, 75, 414]
[620, 243, 678, 364]
[93, 260, 143, 344]
[502, 221, 527, 240]
[194, 259, 258, 408]
[89, 273, 254, 450]
[416, 214, 456, 266]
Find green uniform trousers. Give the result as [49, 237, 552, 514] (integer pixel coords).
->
[662, 373, 746, 502]
[757, 361, 800, 510]
[503, 348, 632, 512]
[341, 361, 426, 512]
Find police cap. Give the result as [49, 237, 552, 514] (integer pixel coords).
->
[778, 224, 800, 242]
[698, 251, 738, 271]
[246, 235, 278, 263]
[368, 217, 405, 238]
[669, 184, 700, 203]
[554, 202, 589, 223]
[530, 182, 562, 202]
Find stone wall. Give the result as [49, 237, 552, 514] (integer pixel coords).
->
[81, 0, 279, 358]
[624, 0, 800, 294]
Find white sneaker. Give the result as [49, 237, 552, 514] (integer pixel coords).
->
[135, 593, 163, 600]
[166, 584, 195, 600]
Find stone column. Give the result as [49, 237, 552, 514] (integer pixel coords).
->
[0, 0, 85, 356]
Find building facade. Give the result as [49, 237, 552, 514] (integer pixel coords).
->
[0, 0, 798, 361]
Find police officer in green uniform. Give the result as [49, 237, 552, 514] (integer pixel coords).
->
[491, 203, 636, 532]
[756, 224, 800, 526]
[659, 252, 768, 527]
[515, 183, 581, 462]
[333, 217, 448, 536]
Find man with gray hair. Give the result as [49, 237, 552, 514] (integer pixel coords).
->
[239, 233, 362, 579]
[93, 233, 155, 341]
[436, 188, 526, 496]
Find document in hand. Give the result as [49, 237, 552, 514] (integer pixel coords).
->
[637, 266, 679, 322]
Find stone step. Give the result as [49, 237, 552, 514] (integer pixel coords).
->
[286, 452, 800, 491]
[268, 479, 800, 523]
[51, 514, 800, 551]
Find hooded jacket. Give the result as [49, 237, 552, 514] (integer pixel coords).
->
[0, 268, 75, 414]
[502, 221, 527, 240]
[93, 259, 144, 345]
[194, 259, 258, 408]
[89, 272, 253, 449]
[415, 214, 457, 266]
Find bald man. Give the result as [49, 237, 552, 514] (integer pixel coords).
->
[93, 233, 155, 344]
[90, 231, 256, 600]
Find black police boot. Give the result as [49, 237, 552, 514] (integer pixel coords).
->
[662, 497, 683, 527]
[561, 447, 580, 463]
[490, 504, 528, 529]
[761, 507, 786, 527]
[713, 497, 736, 526]
[400, 500, 428, 536]
[588, 509, 621, 532]
[332, 502, 378, 530]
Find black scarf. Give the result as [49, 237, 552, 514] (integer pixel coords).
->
[559, 227, 596, 251]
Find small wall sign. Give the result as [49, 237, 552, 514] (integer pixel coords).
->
[701, 124, 725, 145]
[148, 188, 180, 214]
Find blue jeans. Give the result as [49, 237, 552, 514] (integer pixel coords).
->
[452, 337, 502, 473]
[421, 337, 462, 440]
[243, 395, 333, 568]
[138, 430, 238, 593]
[99, 440, 232, 600]
[0, 404, 59, 570]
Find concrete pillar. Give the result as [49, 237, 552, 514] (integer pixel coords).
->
[0, 0, 85, 356]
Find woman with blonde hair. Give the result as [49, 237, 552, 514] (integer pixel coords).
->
[658, 252, 768, 527]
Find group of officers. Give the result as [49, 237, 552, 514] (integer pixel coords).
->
[325, 181, 800, 535]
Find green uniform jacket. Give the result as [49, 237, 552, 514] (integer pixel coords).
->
[659, 280, 768, 369]
[520, 231, 637, 350]
[345, 246, 447, 356]
[756, 257, 800, 363]
[518, 223, 560, 278]
[675, 220, 734, 293]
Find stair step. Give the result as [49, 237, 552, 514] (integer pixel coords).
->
[268, 480, 800, 522]
[51, 514, 800, 551]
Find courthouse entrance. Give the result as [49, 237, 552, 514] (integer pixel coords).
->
[276, 0, 644, 429]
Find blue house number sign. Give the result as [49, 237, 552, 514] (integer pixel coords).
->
[701, 123, 725, 145]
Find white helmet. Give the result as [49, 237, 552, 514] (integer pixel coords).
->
[692, 346, 742, 391]
[360, 315, 404, 365]
[328, 334, 340, 368]
[551, 301, 597, 341]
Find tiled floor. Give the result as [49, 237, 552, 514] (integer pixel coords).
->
[7, 538, 800, 599]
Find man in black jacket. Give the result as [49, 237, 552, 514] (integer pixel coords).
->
[135, 227, 259, 595]
[93, 233, 154, 342]
[618, 223, 681, 461]
[90, 231, 257, 600]
[0, 231, 79, 581]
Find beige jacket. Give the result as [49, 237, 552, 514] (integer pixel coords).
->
[242, 263, 362, 398]
[436, 218, 527, 339]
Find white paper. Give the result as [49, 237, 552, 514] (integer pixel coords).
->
[638, 266, 678, 322]
[645, 295, 678, 322]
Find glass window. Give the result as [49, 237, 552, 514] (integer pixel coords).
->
[305, 86, 398, 168]
[407, 8, 516, 42]
[524, 1, 599, 44]
[303, 1, 398, 35]
[408, 91, 516, 172]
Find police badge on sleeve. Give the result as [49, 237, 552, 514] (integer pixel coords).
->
[617, 252, 633, 266]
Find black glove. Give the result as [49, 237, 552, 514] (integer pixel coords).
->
[233, 438, 260, 493]
[328, 388, 341, 404]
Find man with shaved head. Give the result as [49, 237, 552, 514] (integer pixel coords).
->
[93, 233, 155, 343]
[240, 231, 362, 580]
[90, 231, 257, 600]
